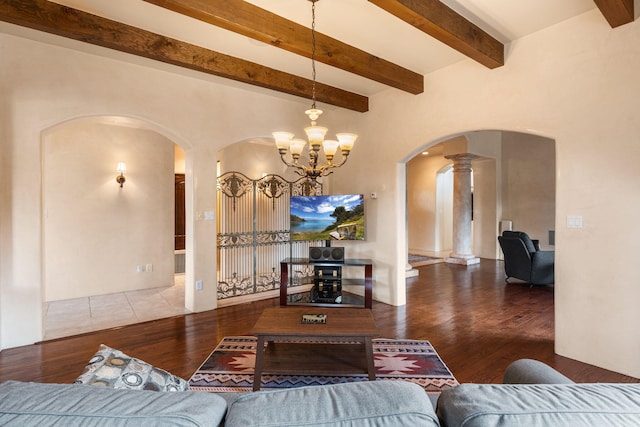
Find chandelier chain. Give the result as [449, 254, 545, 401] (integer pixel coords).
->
[310, 0, 317, 110]
[271, 0, 357, 186]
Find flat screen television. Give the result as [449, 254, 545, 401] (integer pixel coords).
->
[290, 194, 365, 241]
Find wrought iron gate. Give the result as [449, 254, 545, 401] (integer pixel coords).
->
[216, 172, 322, 301]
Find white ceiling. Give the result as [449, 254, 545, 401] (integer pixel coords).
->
[41, 0, 598, 97]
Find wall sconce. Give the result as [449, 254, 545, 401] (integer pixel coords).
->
[116, 162, 127, 188]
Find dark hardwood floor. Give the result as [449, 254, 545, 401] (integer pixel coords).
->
[1, 260, 637, 385]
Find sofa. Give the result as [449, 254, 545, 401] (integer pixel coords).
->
[1, 359, 640, 426]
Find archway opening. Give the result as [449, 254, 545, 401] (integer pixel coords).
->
[404, 130, 556, 272]
[42, 116, 193, 339]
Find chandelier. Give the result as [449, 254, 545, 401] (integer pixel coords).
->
[272, 0, 357, 184]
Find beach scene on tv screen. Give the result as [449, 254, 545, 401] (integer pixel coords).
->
[290, 194, 365, 241]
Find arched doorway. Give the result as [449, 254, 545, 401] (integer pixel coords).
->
[404, 130, 555, 273]
[41, 116, 193, 339]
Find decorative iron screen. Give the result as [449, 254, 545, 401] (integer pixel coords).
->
[216, 172, 322, 300]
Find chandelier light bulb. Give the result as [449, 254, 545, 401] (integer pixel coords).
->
[304, 125, 328, 149]
[272, 132, 294, 151]
[336, 133, 358, 152]
[322, 139, 339, 160]
[289, 139, 307, 157]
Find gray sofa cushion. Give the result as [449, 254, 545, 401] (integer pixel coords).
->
[502, 358, 574, 385]
[437, 383, 640, 427]
[225, 380, 439, 427]
[0, 381, 227, 426]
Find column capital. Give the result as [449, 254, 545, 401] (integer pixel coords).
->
[444, 153, 478, 172]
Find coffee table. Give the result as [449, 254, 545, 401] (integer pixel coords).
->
[251, 307, 379, 391]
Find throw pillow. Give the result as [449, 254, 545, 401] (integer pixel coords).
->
[74, 344, 188, 392]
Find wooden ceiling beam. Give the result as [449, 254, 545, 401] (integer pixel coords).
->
[368, 0, 504, 69]
[0, 0, 368, 112]
[593, 0, 634, 28]
[142, 0, 424, 94]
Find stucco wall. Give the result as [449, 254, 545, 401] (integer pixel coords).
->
[217, 139, 302, 183]
[407, 152, 452, 254]
[471, 157, 498, 259]
[501, 133, 556, 250]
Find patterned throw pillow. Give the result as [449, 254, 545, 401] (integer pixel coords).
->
[74, 344, 188, 392]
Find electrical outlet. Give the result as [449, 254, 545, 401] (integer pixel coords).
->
[195, 280, 203, 291]
[136, 265, 143, 273]
[145, 263, 153, 272]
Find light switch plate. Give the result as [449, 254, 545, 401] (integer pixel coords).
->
[567, 215, 583, 228]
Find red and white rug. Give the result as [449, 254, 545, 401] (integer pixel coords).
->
[188, 336, 458, 397]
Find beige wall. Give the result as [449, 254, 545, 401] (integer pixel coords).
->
[467, 132, 503, 259]
[2, 9, 640, 378]
[407, 152, 452, 254]
[43, 119, 174, 301]
[471, 157, 498, 259]
[217, 139, 303, 183]
[501, 133, 556, 250]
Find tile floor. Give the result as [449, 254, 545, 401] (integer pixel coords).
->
[408, 250, 448, 267]
[44, 275, 190, 340]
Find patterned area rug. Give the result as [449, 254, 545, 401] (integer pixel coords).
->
[188, 336, 458, 397]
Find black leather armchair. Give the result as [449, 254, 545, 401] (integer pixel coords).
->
[498, 231, 554, 286]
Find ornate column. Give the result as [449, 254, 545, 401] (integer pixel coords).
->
[444, 154, 480, 265]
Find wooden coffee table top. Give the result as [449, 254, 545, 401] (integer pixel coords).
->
[251, 307, 378, 390]
[251, 307, 378, 338]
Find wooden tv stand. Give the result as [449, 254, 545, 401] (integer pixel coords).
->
[279, 258, 373, 308]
